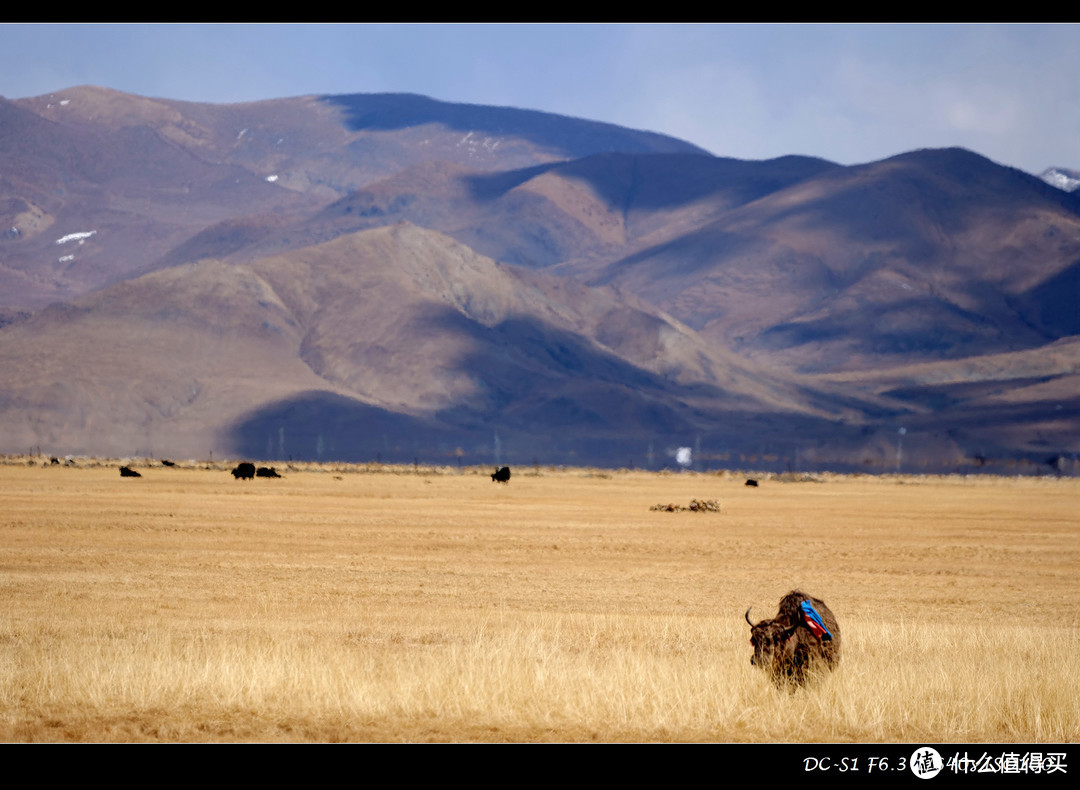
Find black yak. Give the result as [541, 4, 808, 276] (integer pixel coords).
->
[745, 479, 759, 487]
[746, 590, 840, 687]
[491, 466, 511, 483]
[256, 466, 281, 478]
[231, 462, 256, 480]
[119, 466, 141, 478]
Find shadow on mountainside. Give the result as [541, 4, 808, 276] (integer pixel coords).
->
[1015, 257, 1080, 338]
[461, 153, 840, 212]
[226, 386, 960, 472]
[319, 93, 709, 159]
[229, 391, 472, 465]
[226, 389, 689, 468]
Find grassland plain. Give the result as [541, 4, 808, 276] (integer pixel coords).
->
[0, 458, 1077, 743]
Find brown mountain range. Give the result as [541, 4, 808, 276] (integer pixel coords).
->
[1, 86, 1078, 472]
[0, 222, 877, 464]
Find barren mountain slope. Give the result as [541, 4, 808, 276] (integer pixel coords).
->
[0, 223, 882, 464]
[809, 335, 1080, 461]
[2, 87, 711, 310]
[284, 152, 840, 270]
[0, 93, 320, 309]
[14, 87, 709, 199]
[574, 148, 1080, 374]
[0, 258, 338, 458]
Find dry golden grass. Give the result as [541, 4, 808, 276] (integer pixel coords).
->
[1, 459, 1077, 742]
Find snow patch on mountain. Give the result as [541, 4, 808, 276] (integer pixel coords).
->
[55, 230, 97, 245]
[1040, 167, 1080, 192]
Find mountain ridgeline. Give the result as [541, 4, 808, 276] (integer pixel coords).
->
[2, 86, 1079, 472]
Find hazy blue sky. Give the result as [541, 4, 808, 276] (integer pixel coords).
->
[0, 23, 1075, 174]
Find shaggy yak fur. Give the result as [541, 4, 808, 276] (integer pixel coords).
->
[746, 590, 841, 687]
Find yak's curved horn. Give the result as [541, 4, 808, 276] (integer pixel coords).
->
[745, 607, 754, 626]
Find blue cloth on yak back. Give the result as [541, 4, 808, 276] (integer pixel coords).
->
[800, 600, 833, 640]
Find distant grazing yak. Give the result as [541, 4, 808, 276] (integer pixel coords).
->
[119, 466, 141, 478]
[161, 459, 176, 467]
[256, 466, 281, 478]
[231, 462, 256, 480]
[491, 466, 511, 483]
[745, 479, 759, 487]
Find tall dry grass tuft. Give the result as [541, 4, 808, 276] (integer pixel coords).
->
[2, 612, 1076, 742]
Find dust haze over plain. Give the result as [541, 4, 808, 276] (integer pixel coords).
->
[0, 23, 1076, 175]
